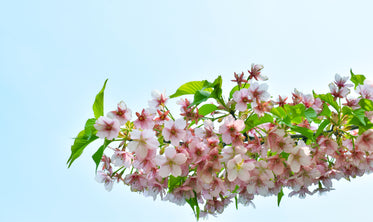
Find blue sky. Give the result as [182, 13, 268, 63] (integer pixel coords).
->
[1, 0, 373, 221]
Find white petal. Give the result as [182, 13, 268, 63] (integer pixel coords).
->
[174, 153, 187, 165]
[155, 155, 166, 165]
[126, 141, 138, 152]
[136, 144, 148, 160]
[164, 146, 176, 158]
[238, 170, 250, 181]
[228, 170, 237, 181]
[104, 181, 114, 192]
[175, 118, 186, 129]
[158, 165, 171, 177]
[170, 165, 182, 177]
[290, 160, 301, 173]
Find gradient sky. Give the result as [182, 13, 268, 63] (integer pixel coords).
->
[1, 1, 373, 222]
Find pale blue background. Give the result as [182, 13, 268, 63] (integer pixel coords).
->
[1, 1, 373, 221]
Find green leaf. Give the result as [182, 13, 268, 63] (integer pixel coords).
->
[317, 93, 339, 112]
[352, 108, 366, 126]
[210, 76, 222, 98]
[342, 106, 353, 115]
[168, 175, 186, 192]
[319, 103, 332, 117]
[235, 195, 238, 210]
[169, 81, 207, 98]
[291, 126, 315, 141]
[67, 128, 98, 168]
[315, 119, 330, 138]
[229, 84, 250, 99]
[84, 118, 97, 139]
[305, 108, 317, 121]
[271, 106, 287, 119]
[93, 79, 108, 119]
[186, 191, 200, 221]
[190, 90, 211, 106]
[284, 104, 306, 124]
[198, 104, 218, 116]
[92, 139, 112, 171]
[350, 69, 366, 89]
[277, 187, 284, 207]
[245, 113, 274, 131]
[359, 99, 373, 111]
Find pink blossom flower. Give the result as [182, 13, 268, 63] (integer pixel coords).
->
[233, 88, 251, 111]
[111, 149, 133, 168]
[107, 100, 132, 125]
[343, 97, 360, 109]
[231, 72, 248, 87]
[275, 95, 288, 107]
[221, 145, 247, 163]
[155, 146, 187, 177]
[267, 154, 286, 175]
[356, 83, 373, 100]
[248, 63, 267, 81]
[334, 74, 353, 88]
[95, 171, 114, 191]
[219, 115, 245, 144]
[265, 128, 294, 153]
[251, 100, 272, 117]
[311, 98, 323, 113]
[302, 94, 314, 108]
[134, 109, 154, 129]
[356, 129, 373, 153]
[133, 149, 157, 173]
[292, 89, 303, 105]
[287, 141, 312, 173]
[194, 119, 218, 140]
[226, 154, 255, 182]
[248, 82, 270, 101]
[94, 116, 120, 140]
[162, 118, 186, 146]
[318, 136, 338, 155]
[188, 139, 208, 164]
[124, 172, 148, 192]
[127, 129, 160, 160]
[329, 83, 350, 98]
[148, 90, 168, 109]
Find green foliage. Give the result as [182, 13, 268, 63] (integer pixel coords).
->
[84, 118, 97, 139]
[315, 119, 330, 138]
[284, 104, 306, 124]
[291, 126, 315, 141]
[350, 69, 366, 89]
[244, 113, 273, 131]
[170, 76, 225, 108]
[209, 75, 223, 102]
[169, 81, 207, 98]
[67, 119, 99, 168]
[168, 175, 186, 193]
[277, 187, 284, 206]
[319, 103, 332, 117]
[235, 195, 238, 210]
[190, 90, 211, 106]
[270, 106, 287, 119]
[305, 107, 317, 122]
[271, 104, 307, 126]
[359, 99, 373, 111]
[317, 93, 339, 112]
[198, 104, 218, 116]
[93, 79, 108, 119]
[92, 139, 112, 171]
[186, 192, 200, 221]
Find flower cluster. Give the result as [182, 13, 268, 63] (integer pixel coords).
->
[69, 64, 373, 220]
